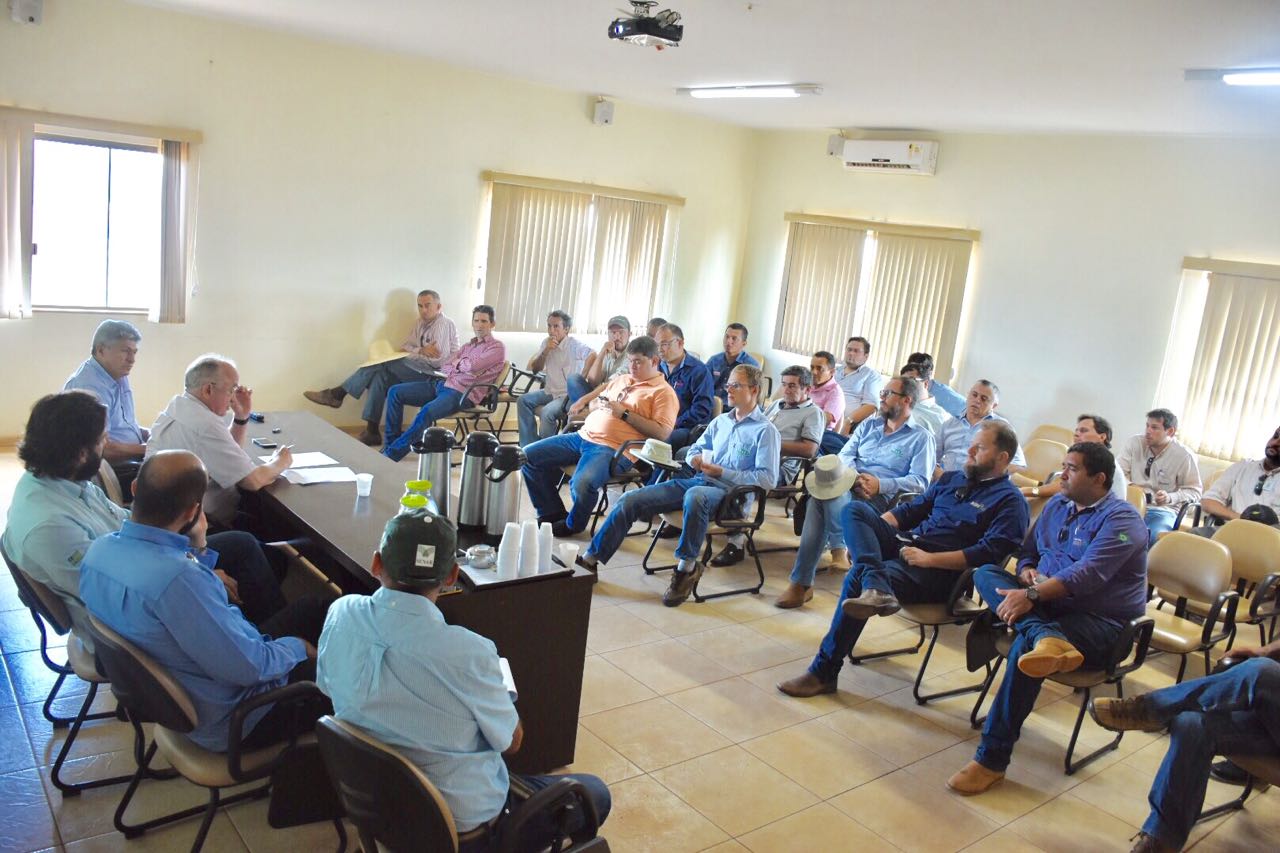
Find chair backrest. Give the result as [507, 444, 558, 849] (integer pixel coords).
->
[0, 540, 74, 635]
[315, 716, 458, 853]
[96, 458, 126, 507]
[84, 614, 199, 732]
[1148, 531, 1233, 605]
[1020, 438, 1069, 483]
[1212, 518, 1280, 586]
[1028, 424, 1075, 446]
[710, 396, 724, 420]
[1125, 484, 1147, 517]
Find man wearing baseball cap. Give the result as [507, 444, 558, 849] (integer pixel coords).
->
[317, 510, 610, 849]
[566, 315, 633, 406]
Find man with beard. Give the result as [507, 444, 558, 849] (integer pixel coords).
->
[778, 422, 1028, 696]
[3, 392, 288, 639]
[1195, 425, 1280, 529]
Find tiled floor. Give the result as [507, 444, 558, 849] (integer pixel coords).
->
[1, 445, 1276, 851]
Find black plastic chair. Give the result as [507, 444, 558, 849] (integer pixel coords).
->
[316, 715, 608, 852]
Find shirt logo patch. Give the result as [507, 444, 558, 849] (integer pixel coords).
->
[1118, 532, 1129, 543]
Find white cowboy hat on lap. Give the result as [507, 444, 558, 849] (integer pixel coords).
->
[805, 455, 859, 500]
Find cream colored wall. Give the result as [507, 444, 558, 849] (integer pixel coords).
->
[0, 0, 755, 436]
[738, 130, 1280, 440]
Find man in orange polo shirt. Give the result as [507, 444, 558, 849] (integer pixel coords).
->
[522, 336, 679, 537]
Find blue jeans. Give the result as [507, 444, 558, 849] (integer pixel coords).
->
[1138, 658, 1280, 849]
[818, 429, 848, 456]
[383, 382, 464, 461]
[340, 359, 429, 423]
[587, 476, 729, 565]
[1145, 506, 1177, 542]
[521, 433, 631, 531]
[458, 772, 612, 853]
[789, 492, 891, 586]
[808, 502, 958, 682]
[566, 373, 593, 403]
[970, 564, 1125, 772]
[517, 390, 570, 447]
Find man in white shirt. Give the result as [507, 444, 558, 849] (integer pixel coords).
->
[1115, 408, 1203, 539]
[148, 355, 292, 528]
[518, 310, 596, 446]
[834, 336, 884, 430]
[1197, 425, 1280, 528]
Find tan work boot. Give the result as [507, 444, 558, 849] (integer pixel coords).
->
[841, 589, 900, 620]
[775, 582, 813, 609]
[777, 672, 836, 698]
[1017, 636, 1084, 678]
[946, 760, 1004, 796]
[1089, 696, 1164, 733]
[303, 387, 345, 408]
[829, 548, 852, 571]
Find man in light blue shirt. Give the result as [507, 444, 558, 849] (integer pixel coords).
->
[936, 380, 1026, 474]
[63, 320, 148, 492]
[578, 364, 781, 607]
[782, 375, 935, 607]
[908, 351, 967, 419]
[80, 450, 329, 752]
[317, 509, 609, 849]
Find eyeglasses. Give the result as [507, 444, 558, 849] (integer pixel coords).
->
[809, 364, 827, 372]
[1255, 474, 1269, 496]
[725, 382, 748, 391]
[1144, 455, 1155, 478]
[880, 388, 909, 399]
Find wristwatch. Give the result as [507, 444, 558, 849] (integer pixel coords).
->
[620, 410, 630, 422]
[1030, 486, 1040, 498]
[233, 416, 250, 425]
[1025, 585, 1041, 603]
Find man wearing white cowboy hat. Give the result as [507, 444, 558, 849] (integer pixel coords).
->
[777, 375, 935, 609]
[576, 364, 780, 607]
[778, 421, 1028, 697]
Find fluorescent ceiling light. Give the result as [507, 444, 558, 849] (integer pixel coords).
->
[1222, 69, 1280, 87]
[680, 84, 822, 99]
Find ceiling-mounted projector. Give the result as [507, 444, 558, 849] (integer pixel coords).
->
[609, 1, 683, 49]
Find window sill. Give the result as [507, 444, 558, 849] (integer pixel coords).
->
[32, 305, 149, 317]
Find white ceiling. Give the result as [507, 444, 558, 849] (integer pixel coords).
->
[132, 0, 1280, 135]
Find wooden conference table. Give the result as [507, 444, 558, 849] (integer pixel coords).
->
[245, 411, 594, 774]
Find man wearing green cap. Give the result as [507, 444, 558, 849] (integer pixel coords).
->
[317, 510, 611, 849]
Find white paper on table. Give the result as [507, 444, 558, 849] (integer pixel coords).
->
[499, 657, 518, 701]
[258, 451, 340, 468]
[282, 466, 358, 485]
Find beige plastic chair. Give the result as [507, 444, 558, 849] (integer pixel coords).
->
[1209, 520, 1280, 645]
[1126, 484, 1147, 517]
[748, 352, 772, 399]
[1028, 424, 1075, 446]
[1146, 532, 1239, 682]
[96, 458, 126, 507]
[1019, 438, 1069, 484]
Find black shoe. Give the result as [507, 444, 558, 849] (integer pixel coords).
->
[1210, 758, 1250, 786]
[656, 524, 682, 540]
[551, 520, 586, 538]
[662, 563, 705, 607]
[575, 555, 598, 573]
[709, 543, 745, 567]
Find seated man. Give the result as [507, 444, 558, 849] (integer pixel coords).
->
[1195, 424, 1280, 529]
[834, 336, 883, 430]
[305, 290, 458, 446]
[1116, 408, 1203, 538]
[655, 323, 715, 450]
[147, 354, 293, 530]
[705, 323, 760, 406]
[898, 361, 951, 442]
[1090, 644, 1280, 853]
[710, 364, 824, 568]
[935, 380, 1026, 475]
[576, 365, 780, 607]
[567, 314, 631, 402]
[809, 351, 848, 456]
[779, 375, 936, 608]
[908, 351, 967, 419]
[1021, 413, 1129, 502]
[645, 317, 667, 338]
[80, 451, 331, 752]
[317, 509, 610, 851]
[778, 422, 1029, 696]
[63, 319, 149, 494]
[523, 336, 678, 537]
[947, 442, 1148, 795]
[517, 310, 595, 447]
[3, 392, 287, 632]
[383, 305, 507, 461]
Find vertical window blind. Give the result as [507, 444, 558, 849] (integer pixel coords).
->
[773, 220, 866, 355]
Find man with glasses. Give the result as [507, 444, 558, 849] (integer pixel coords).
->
[147, 354, 292, 529]
[522, 336, 679, 538]
[947, 442, 1148, 796]
[780, 376, 935, 609]
[568, 315, 632, 403]
[1196, 425, 1280, 530]
[1116, 408, 1203, 539]
[778, 422, 1028, 695]
[655, 323, 715, 451]
[936, 380, 1026, 476]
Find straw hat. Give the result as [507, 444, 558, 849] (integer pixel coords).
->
[805, 455, 859, 500]
[358, 339, 409, 368]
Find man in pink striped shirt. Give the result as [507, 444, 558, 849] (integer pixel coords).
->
[383, 306, 508, 461]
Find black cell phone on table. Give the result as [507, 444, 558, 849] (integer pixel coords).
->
[252, 437, 278, 449]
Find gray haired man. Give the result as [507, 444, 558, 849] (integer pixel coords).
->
[64, 319, 150, 491]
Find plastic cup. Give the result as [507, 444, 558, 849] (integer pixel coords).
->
[558, 543, 580, 568]
[355, 473, 374, 497]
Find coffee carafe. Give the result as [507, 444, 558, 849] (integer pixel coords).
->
[484, 445, 527, 538]
[457, 432, 499, 529]
[411, 426, 455, 519]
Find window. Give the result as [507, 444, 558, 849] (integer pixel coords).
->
[775, 213, 978, 377]
[477, 172, 681, 333]
[1155, 258, 1280, 461]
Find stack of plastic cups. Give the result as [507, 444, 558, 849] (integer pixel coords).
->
[519, 520, 539, 577]
[497, 522, 521, 580]
[537, 522, 553, 573]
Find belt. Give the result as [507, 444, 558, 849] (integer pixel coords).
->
[457, 811, 503, 842]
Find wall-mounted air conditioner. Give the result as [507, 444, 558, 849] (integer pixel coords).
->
[826, 137, 938, 175]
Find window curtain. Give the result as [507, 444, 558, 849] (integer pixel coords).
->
[579, 195, 667, 333]
[860, 232, 972, 376]
[483, 183, 594, 333]
[152, 139, 198, 324]
[774, 221, 866, 355]
[0, 115, 33, 319]
[1175, 270, 1280, 460]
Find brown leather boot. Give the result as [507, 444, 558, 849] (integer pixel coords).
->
[303, 387, 345, 408]
[775, 582, 813, 609]
[357, 420, 382, 446]
[777, 672, 836, 698]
